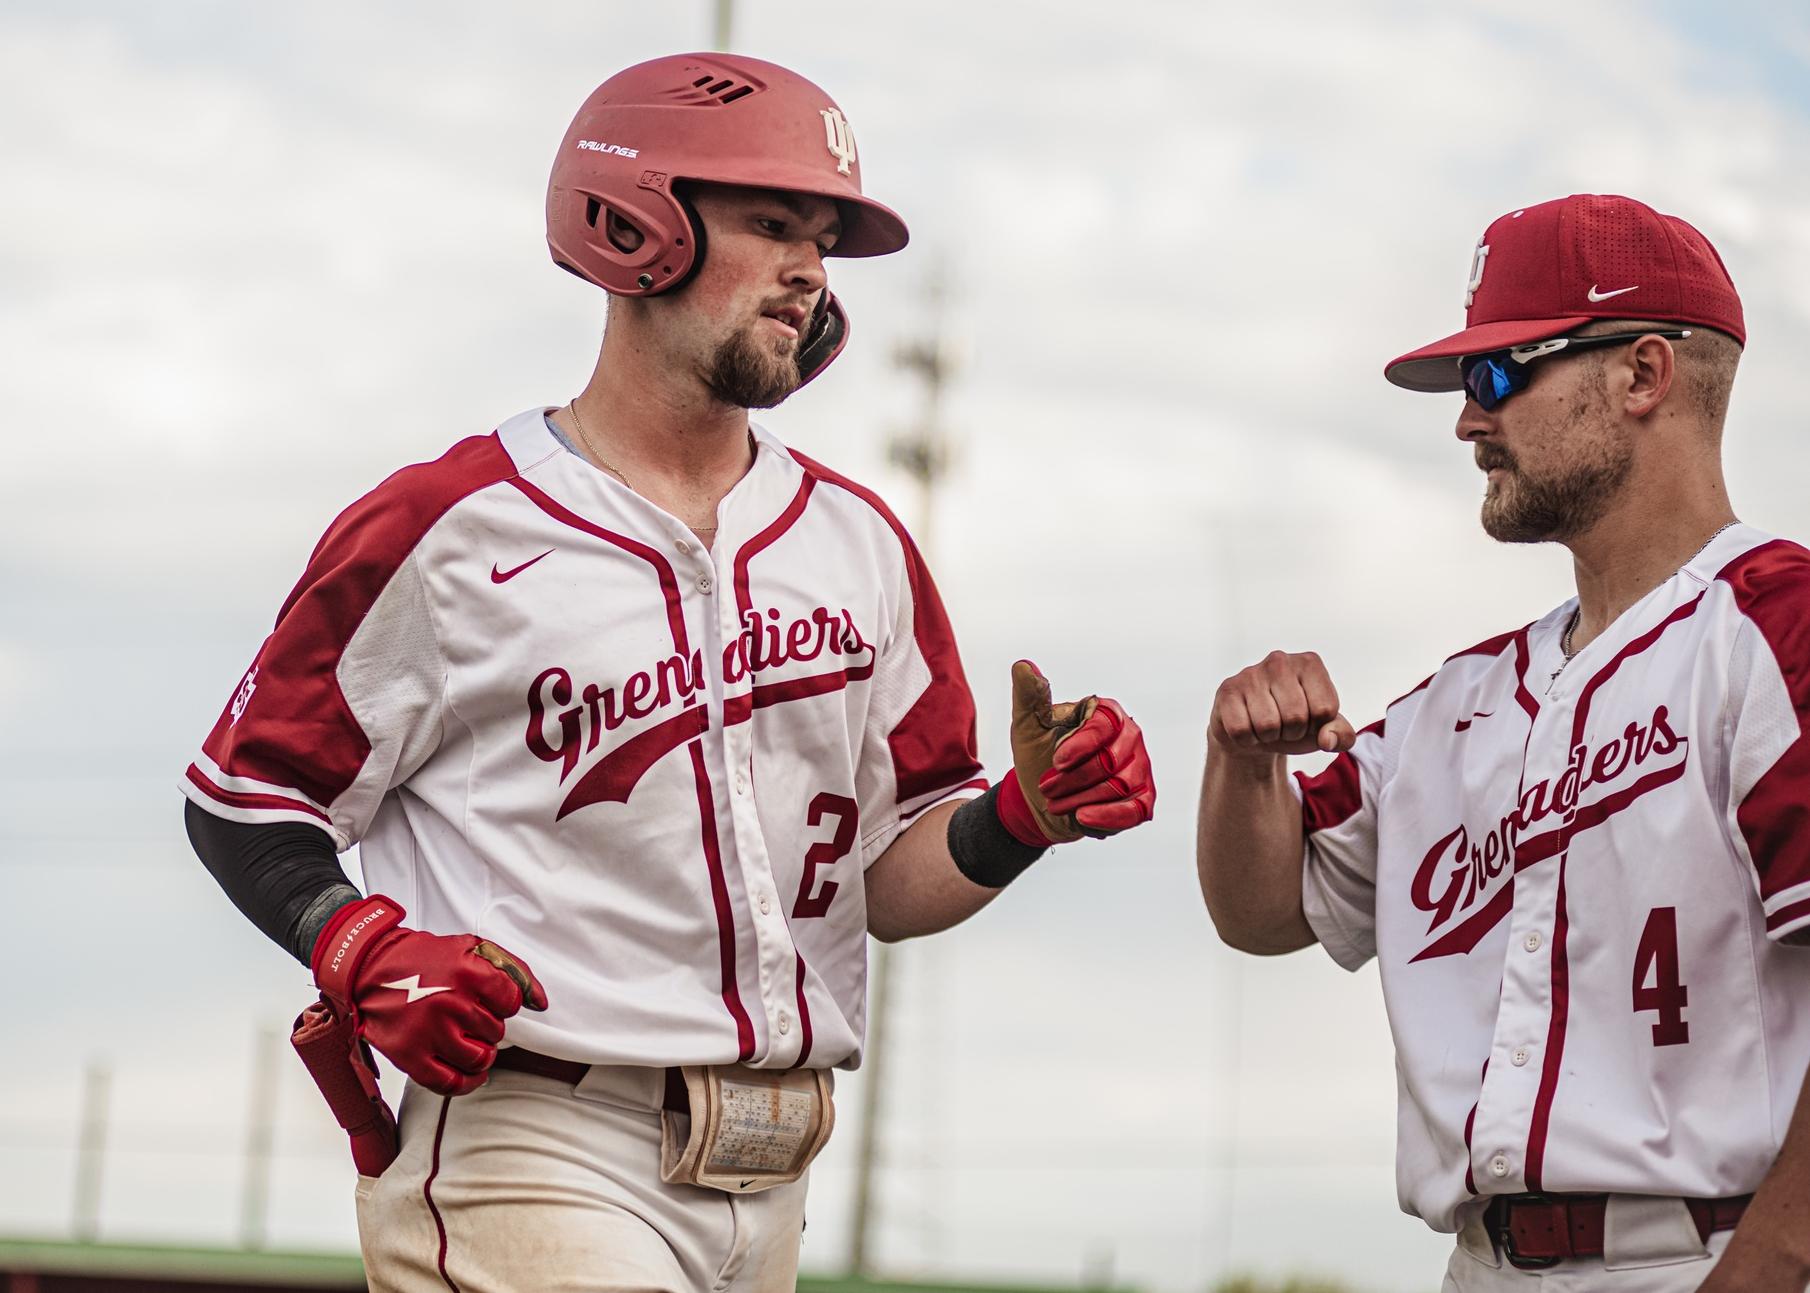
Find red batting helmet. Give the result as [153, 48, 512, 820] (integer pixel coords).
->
[547, 53, 909, 384]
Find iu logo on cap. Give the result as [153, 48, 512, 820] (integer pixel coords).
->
[1465, 241, 1491, 308]
[820, 107, 857, 176]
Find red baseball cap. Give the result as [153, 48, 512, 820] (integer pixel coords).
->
[1384, 194, 1744, 393]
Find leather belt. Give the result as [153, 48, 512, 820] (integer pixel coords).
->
[1482, 1192, 1753, 1269]
[492, 1046, 690, 1115]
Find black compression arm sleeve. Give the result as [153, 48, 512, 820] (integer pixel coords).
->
[184, 800, 363, 966]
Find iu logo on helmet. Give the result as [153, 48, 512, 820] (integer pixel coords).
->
[820, 107, 857, 176]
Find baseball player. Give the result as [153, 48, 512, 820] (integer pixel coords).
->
[180, 53, 1155, 1292]
[1197, 194, 1810, 1290]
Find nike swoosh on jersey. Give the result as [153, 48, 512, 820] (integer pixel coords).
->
[491, 549, 555, 583]
[381, 975, 451, 1003]
[1586, 284, 1638, 302]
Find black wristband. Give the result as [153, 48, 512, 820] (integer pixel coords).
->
[946, 785, 1048, 889]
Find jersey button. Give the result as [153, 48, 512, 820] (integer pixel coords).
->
[676, 539, 692, 555]
[1490, 1154, 1509, 1178]
[1524, 932, 1543, 953]
[778, 1011, 791, 1035]
[696, 574, 714, 594]
[759, 895, 772, 915]
[1511, 1047, 1530, 1067]
[735, 772, 747, 794]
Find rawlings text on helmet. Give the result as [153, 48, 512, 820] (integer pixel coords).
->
[576, 140, 640, 158]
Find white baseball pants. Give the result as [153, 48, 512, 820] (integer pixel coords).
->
[354, 1064, 808, 1292]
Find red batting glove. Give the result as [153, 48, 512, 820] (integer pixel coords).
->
[311, 895, 548, 1097]
[1033, 698, 1156, 837]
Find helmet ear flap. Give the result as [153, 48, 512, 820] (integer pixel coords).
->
[797, 292, 849, 387]
[552, 185, 699, 295]
[662, 184, 708, 295]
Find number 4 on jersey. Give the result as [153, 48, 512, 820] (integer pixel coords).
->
[1631, 906, 1690, 1046]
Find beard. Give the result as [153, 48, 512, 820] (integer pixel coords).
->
[700, 323, 804, 410]
[1478, 382, 1633, 544]
[1479, 439, 1633, 543]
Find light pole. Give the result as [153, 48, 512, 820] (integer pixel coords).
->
[848, 268, 957, 1276]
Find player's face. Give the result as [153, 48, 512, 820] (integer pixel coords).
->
[673, 186, 841, 409]
[1456, 351, 1633, 545]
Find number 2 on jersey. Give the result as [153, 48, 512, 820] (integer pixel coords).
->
[793, 792, 858, 919]
[1631, 906, 1690, 1046]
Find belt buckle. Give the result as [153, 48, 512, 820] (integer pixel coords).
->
[1496, 1193, 1564, 1271]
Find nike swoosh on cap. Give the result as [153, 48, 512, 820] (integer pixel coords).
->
[491, 549, 555, 584]
[1587, 284, 1639, 302]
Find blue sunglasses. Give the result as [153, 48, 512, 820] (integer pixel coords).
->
[1461, 329, 1693, 411]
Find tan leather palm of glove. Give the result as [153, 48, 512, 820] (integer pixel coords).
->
[1005, 660, 1154, 844]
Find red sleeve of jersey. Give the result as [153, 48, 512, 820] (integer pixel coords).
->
[1297, 748, 1364, 833]
[886, 531, 985, 800]
[790, 451, 984, 802]
[1719, 539, 1810, 915]
[1293, 653, 1469, 835]
[189, 433, 515, 821]
[1294, 715, 1386, 833]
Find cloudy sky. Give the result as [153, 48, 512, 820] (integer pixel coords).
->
[4, 2, 1810, 1290]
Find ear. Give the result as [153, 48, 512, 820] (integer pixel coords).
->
[1623, 334, 1677, 420]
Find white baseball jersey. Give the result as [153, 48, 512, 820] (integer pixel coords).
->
[183, 407, 985, 1070]
[1297, 524, 1810, 1233]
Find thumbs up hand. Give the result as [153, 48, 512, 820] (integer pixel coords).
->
[1004, 661, 1155, 844]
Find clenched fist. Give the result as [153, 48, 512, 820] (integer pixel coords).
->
[1209, 650, 1356, 759]
[311, 895, 548, 1096]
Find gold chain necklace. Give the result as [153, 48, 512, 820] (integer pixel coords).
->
[567, 400, 717, 539]
[566, 399, 634, 491]
[1551, 521, 1738, 683]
